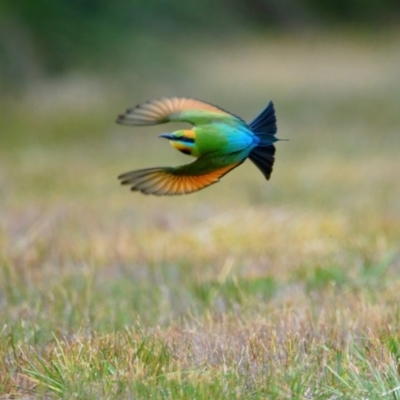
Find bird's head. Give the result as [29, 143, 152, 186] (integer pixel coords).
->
[159, 130, 197, 156]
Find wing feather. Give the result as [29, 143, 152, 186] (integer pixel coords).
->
[118, 161, 241, 196]
[116, 97, 244, 127]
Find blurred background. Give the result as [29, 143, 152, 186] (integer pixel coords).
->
[1, 0, 400, 92]
[2, 5, 400, 395]
[1, 0, 399, 261]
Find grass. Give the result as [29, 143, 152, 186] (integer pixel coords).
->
[1, 31, 400, 398]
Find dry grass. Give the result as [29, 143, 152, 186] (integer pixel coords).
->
[1, 32, 400, 398]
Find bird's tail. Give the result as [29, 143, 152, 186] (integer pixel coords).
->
[248, 101, 278, 180]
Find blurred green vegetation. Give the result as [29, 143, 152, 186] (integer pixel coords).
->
[1, 0, 400, 91]
[1, 6, 400, 394]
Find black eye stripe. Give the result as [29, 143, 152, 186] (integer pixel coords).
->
[178, 136, 195, 143]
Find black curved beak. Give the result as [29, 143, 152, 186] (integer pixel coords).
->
[159, 133, 175, 140]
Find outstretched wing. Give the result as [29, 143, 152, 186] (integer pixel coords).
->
[118, 159, 242, 196]
[116, 97, 244, 127]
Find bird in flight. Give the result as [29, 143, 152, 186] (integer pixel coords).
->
[116, 97, 279, 196]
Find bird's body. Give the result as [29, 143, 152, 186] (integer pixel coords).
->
[117, 97, 279, 196]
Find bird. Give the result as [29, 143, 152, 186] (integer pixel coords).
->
[116, 97, 279, 196]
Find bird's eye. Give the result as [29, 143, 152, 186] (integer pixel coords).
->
[179, 136, 195, 143]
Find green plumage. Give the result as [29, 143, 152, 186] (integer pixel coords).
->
[116, 97, 279, 196]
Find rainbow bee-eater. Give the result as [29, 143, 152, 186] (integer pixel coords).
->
[116, 97, 279, 196]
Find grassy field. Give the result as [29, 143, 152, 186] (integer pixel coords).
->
[1, 32, 400, 399]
